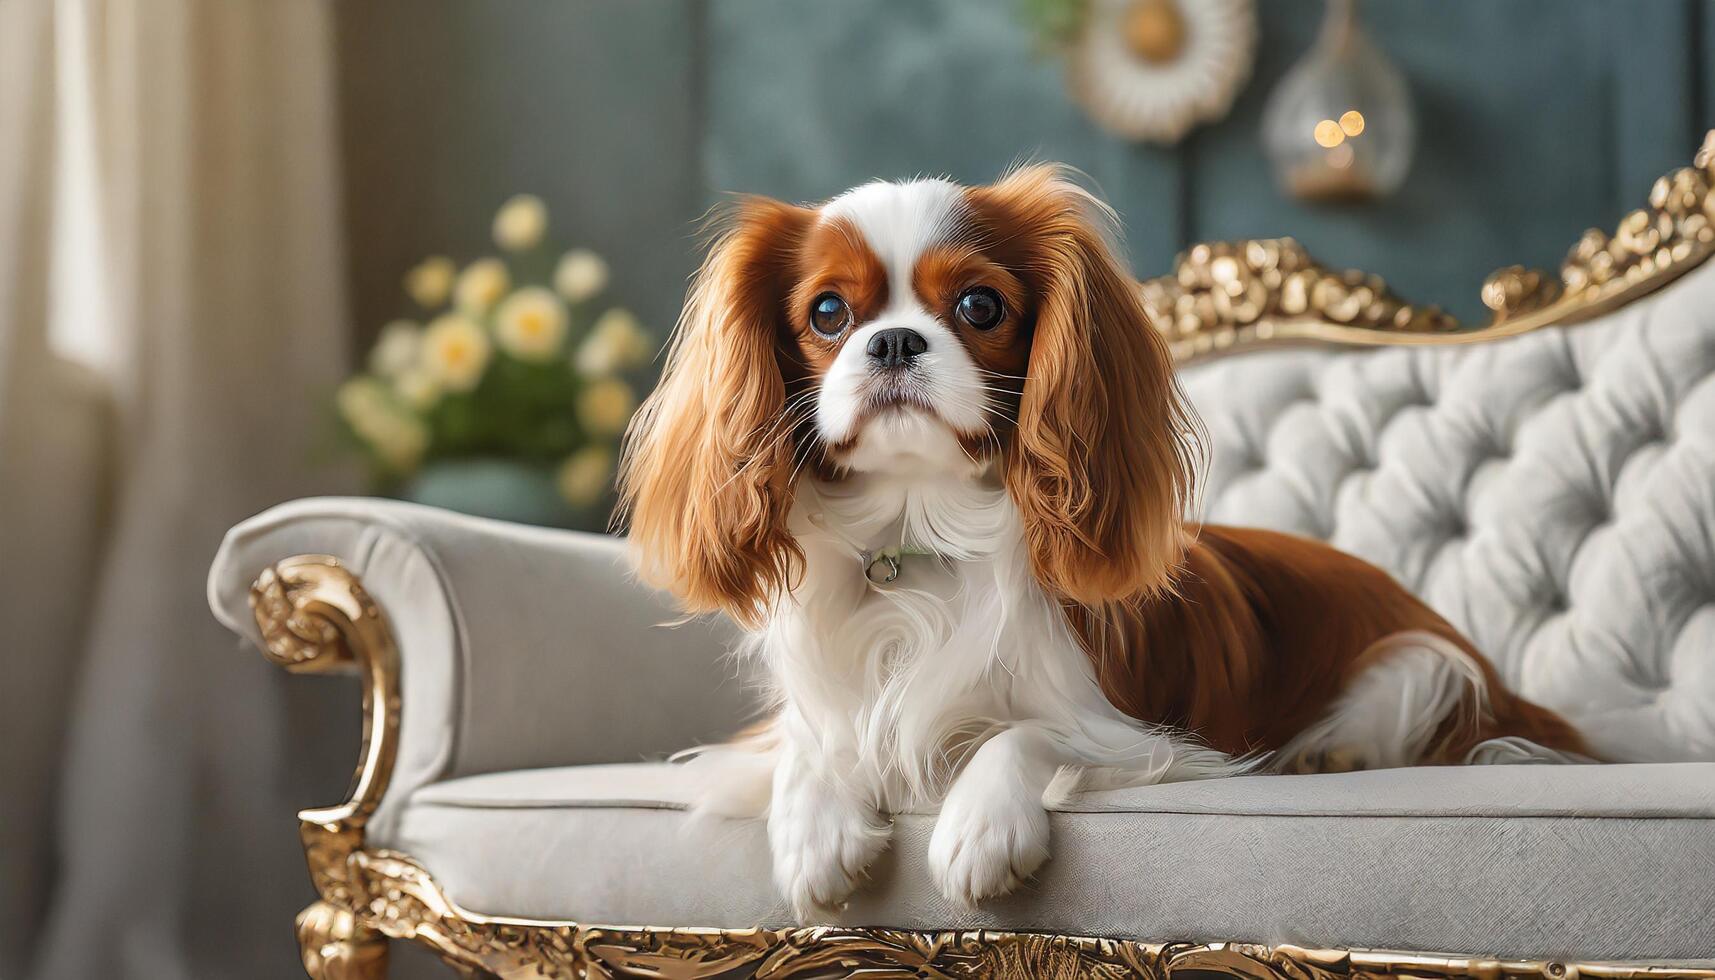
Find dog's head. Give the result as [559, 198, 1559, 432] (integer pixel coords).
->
[618, 165, 1195, 625]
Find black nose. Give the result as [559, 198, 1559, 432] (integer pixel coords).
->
[865, 327, 928, 368]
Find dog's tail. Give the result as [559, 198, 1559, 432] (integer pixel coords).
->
[1272, 629, 1599, 771]
[1464, 688, 1596, 763]
[1427, 630, 1600, 765]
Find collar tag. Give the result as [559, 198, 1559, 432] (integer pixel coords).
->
[861, 547, 902, 586]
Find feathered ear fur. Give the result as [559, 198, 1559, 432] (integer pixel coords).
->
[972, 166, 1198, 605]
[616, 198, 813, 626]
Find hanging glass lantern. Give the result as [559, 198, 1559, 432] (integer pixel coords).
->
[1262, 0, 1415, 202]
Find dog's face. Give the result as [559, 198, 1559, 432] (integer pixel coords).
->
[789, 178, 1033, 476]
[620, 166, 1195, 624]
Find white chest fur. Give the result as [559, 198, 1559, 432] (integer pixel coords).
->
[749, 472, 1204, 811]
[719, 470, 1235, 918]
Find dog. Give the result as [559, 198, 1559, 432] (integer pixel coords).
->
[616, 165, 1589, 919]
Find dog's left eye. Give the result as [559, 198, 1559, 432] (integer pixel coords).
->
[955, 286, 1005, 331]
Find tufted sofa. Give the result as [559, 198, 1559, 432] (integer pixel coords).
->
[1182, 275, 1715, 765]
[210, 143, 1715, 979]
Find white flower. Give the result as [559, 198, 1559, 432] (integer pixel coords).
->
[394, 367, 443, 410]
[454, 258, 510, 314]
[365, 411, 429, 473]
[336, 377, 391, 430]
[577, 377, 636, 437]
[369, 320, 422, 378]
[404, 256, 456, 309]
[556, 446, 613, 507]
[338, 377, 427, 473]
[493, 194, 548, 252]
[421, 314, 492, 391]
[493, 287, 569, 362]
[574, 308, 652, 376]
[554, 249, 609, 303]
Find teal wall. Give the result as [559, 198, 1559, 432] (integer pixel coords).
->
[337, 0, 705, 348]
[337, 0, 1714, 341]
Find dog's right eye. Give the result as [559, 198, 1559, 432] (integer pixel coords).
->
[809, 292, 851, 338]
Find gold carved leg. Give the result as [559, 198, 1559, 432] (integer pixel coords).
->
[296, 901, 389, 980]
[251, 559, 401, 978]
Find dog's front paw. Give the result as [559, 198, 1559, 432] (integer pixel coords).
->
[927, 778, 1050, 908]
[769, 781, 890, 920]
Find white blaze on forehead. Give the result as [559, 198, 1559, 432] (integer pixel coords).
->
[822, 178, 966, 308]
[815, 177, 989, 470]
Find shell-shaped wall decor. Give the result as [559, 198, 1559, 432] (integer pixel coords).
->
[1066, 0, 1257, 144]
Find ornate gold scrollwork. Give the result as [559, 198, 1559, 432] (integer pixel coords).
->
[1148, 130, 1715, 364]
[1142, 237, 1460, 361]
[251, 556, 402, 977]
[251, 556, 400, 833]
[284, 848, 1715, 980]
[296, 901, 389, 980]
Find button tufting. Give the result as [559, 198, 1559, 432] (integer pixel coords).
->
[1173, 260, 1715, 760]
[1442, 509, 1469, 538]
[1581, 490, 1613, 526]
[1559, 350, 1584, 392]
[1483, 427, 1512, 460]
[1595, 499, 1616, 527]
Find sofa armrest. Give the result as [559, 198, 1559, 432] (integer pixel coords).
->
[207, 496, 750, 840]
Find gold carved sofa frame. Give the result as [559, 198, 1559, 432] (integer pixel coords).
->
[250, 134, 1715, 980]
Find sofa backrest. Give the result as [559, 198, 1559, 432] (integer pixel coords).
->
[1176, 257, 1715, 762]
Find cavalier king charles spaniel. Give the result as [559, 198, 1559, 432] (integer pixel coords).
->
[617, 166, 1588, 918]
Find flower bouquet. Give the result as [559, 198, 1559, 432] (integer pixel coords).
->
[336, 195, 653, 528]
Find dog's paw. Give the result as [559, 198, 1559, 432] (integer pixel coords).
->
[1282, 744, 1376, 774]
[769, 783, 889, 920]
[927, 779, 1050, 908]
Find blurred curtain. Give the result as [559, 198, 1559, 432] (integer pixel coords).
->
[0, 0, 356, 977]
[0, 3, 95, 972]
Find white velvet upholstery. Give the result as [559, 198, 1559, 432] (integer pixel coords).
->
[208, 498, 749, 839]
[1182, 261, 1715, 763]
[395, 761, 1715, 960]
[205, 258, 1715, 957]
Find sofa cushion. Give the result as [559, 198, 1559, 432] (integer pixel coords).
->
[1179, 259, 1715, 763]
[389, 761, 1715, 961]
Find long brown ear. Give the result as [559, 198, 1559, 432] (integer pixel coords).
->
[616, 198, 813, 626]
[974, 166, 1197, 605]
